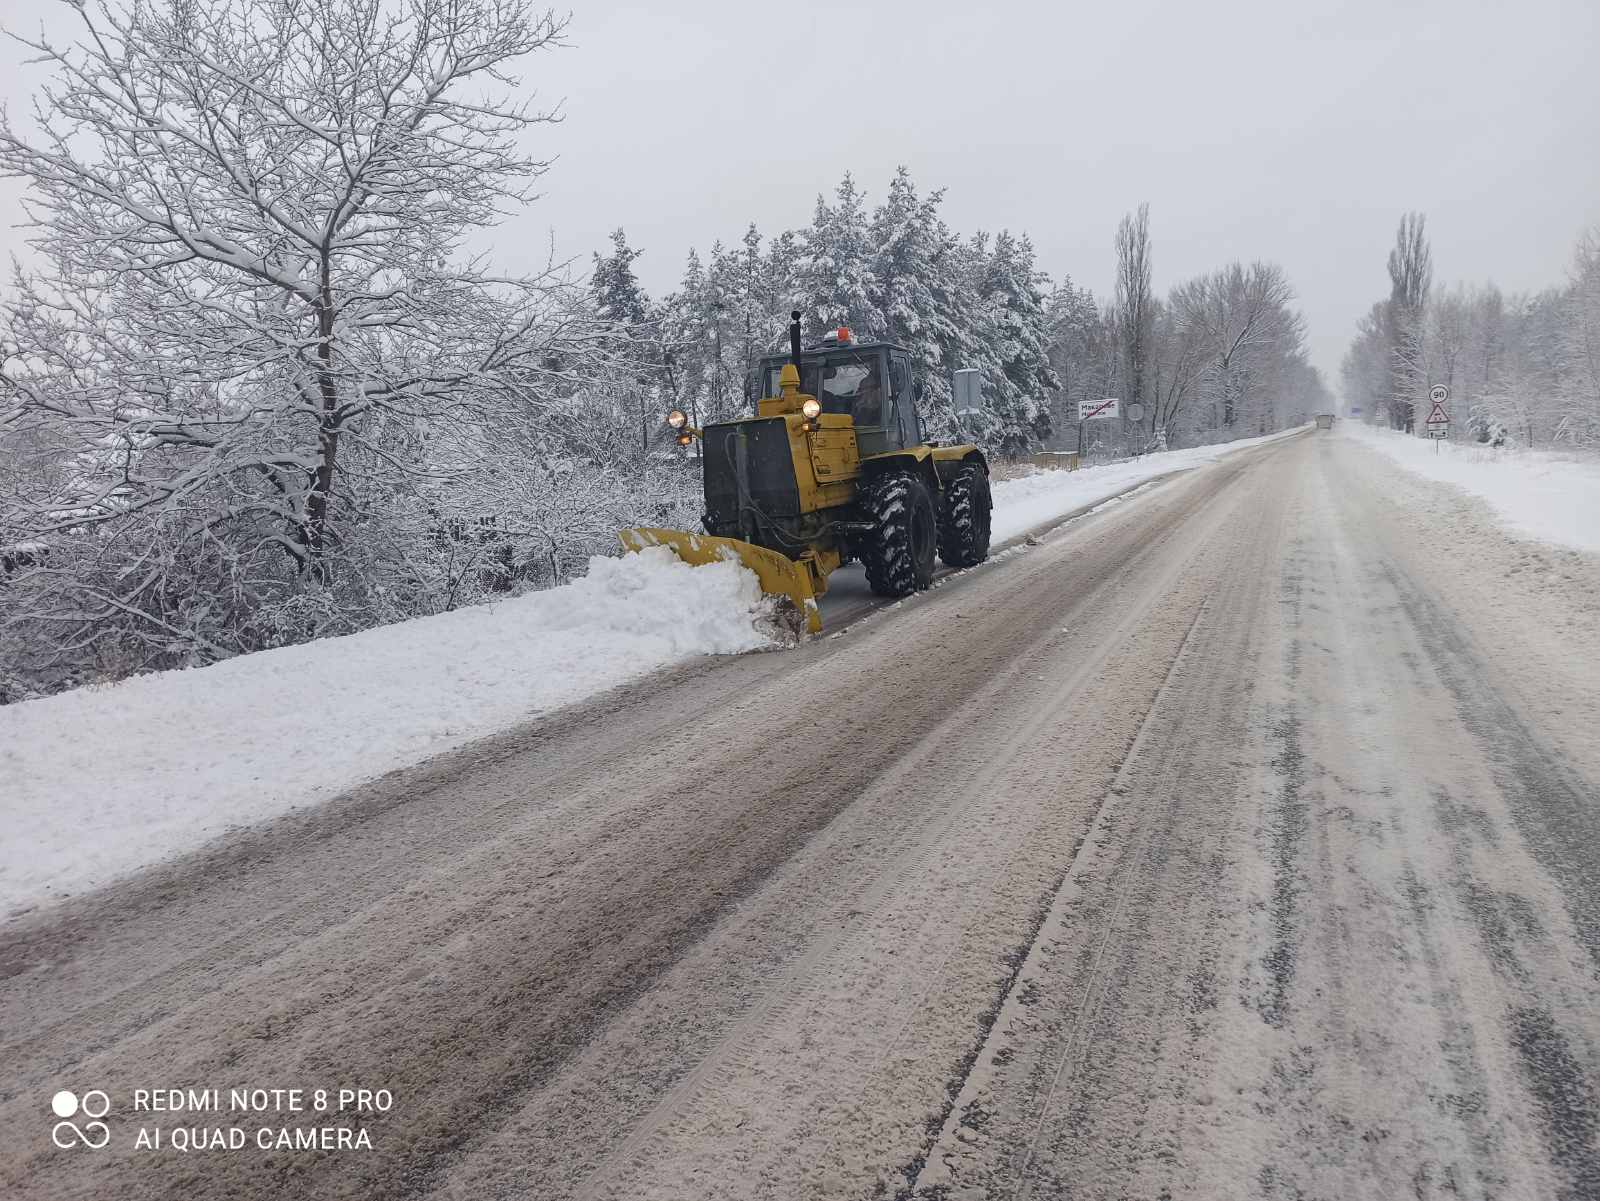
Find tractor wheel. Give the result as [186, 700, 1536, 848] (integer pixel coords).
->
[858, 470, 938, 597]
[938, 462, 993, 568]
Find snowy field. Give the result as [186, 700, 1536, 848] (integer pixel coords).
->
[0, 429, 1299, 920]
[1342, 423, 1600, 554]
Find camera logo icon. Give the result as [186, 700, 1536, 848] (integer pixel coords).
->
[51, 1090, 110, 1149]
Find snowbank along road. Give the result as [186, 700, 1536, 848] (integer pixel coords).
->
[5, 430, 1600, 1200]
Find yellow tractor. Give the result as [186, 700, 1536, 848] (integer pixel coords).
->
[622, 311, 992, 631]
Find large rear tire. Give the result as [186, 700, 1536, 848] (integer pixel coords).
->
[938, 462, 992, 568]
[858, 470, 938, 597]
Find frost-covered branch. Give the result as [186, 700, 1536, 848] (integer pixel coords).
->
[1, 0, 585, 695]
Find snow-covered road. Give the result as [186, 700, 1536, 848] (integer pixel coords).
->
[0, 429, 1296, 920]
[5, 430, 1599, 1200]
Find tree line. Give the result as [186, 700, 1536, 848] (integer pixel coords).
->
[0, 0, 1322, 700]
[591, 171, 1057, 457]
[601, 190, 1328, 463]
[1342, 214, 1600, 448]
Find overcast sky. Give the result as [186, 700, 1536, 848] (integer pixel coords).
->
[3, 0, 1598, 390]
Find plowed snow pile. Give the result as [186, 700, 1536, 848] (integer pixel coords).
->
[1343, 422, 1600, 553]
[988, 426, 1305, 542]
[0, 546, 775, 919]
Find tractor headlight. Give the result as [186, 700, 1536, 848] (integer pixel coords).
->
[801, 398, 821, 420]
[666, 409, 687, 429]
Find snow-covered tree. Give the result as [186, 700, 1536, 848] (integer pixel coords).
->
[794, 174, 883, 341]
[592, 229, 651, 327]
[1146, 296, 1209, 445]
[0, 0, 571, 685]
[1114, 203, 1155, 417]
[1384, 212, 1433, 430]
[658, 170, 1068, 453]
[589, 228, 671, 458]
[659, 249, 709, 428]
[1561, 228, 1600, 447]
[1043, 277, 1110, 440]
[973, 232, 1057, 453]
[1174, 262, 1303, 431]
[868, 168, 973, 437]
[1343, 221, 1600, 450]
[1342, 302, 1391, 424]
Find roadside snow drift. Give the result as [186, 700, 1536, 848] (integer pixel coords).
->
[1342, 423, 1600, 555]
[0, 546, 775, 919]
[989, 426, 1305, 542]
[3, 427, 1305, 921]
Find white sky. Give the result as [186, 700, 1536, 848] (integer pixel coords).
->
[3, 0, 1598, 388]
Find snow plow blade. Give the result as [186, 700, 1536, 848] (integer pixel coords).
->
[620, 527, 821, 634]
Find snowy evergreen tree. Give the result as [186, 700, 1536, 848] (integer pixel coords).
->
[592, 229, 650, 326]
[765, 229, 801, 319]
[869, 168, 964, 434]
[662, 249, 709, 429]
[589, 229, 664, 456]
[794, 174, 884, 341]
[975, 232, 1058, 453]
[698, 241, 742, 423]
[657, 171, 1064, 452]
[1044, 279, 1114, 443]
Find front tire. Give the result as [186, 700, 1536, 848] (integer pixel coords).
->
[858, 471, 938, 597]
[938, 462, 992, 568]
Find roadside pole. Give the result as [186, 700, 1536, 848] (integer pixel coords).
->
[1425, 384, 1450, 454]
[953, 368, 982, 445]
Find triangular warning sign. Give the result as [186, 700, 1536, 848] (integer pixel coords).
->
[1426, 400, 1449, 423]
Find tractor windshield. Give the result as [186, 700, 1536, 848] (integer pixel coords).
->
[761, 352, 885, 428]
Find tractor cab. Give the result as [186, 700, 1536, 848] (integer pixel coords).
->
[756, 332, 923, 456]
